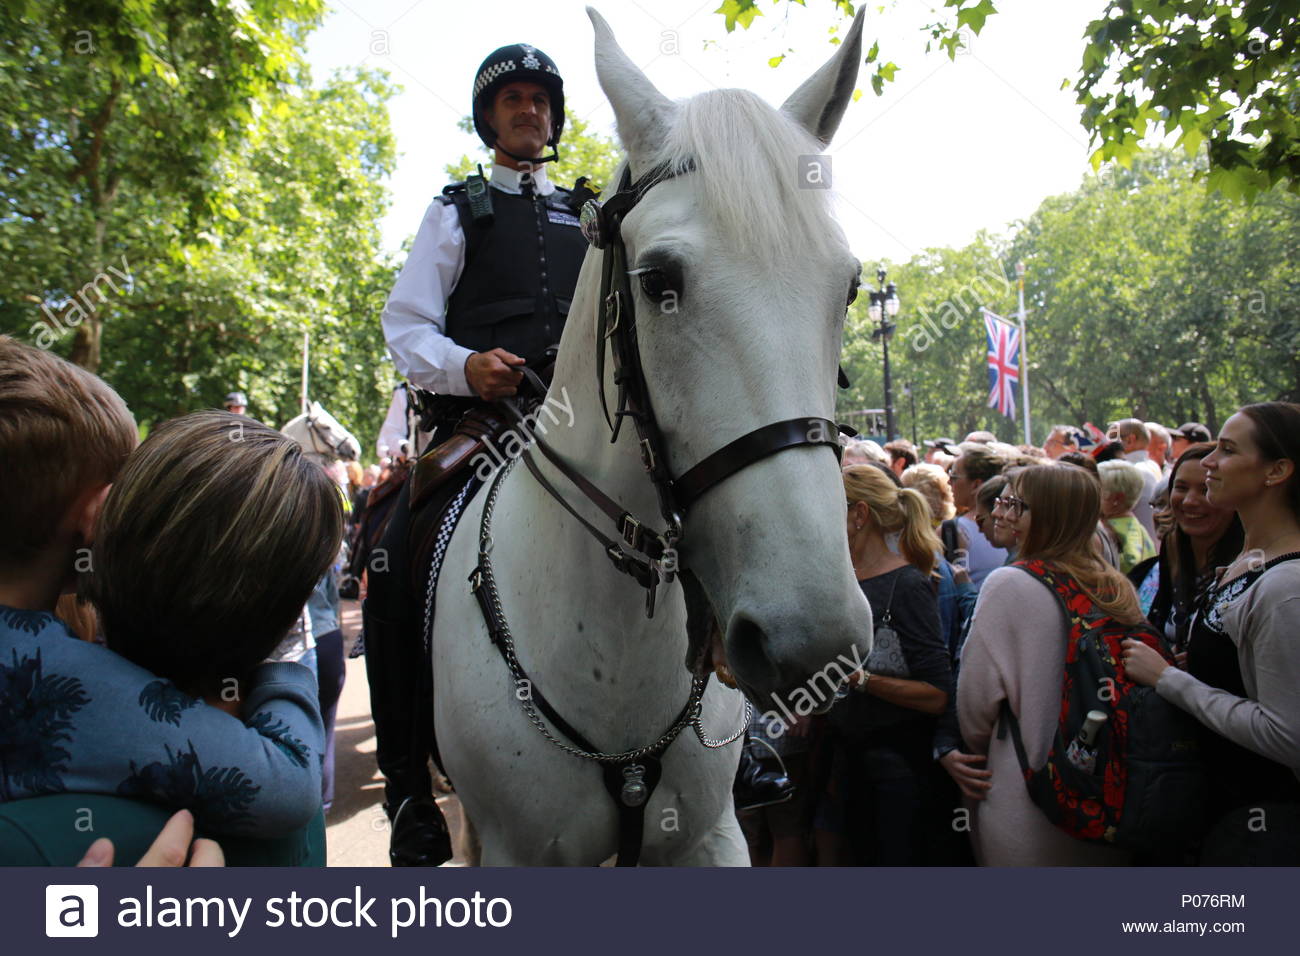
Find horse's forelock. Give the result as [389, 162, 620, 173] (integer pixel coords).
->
[645, 89, 847, 267]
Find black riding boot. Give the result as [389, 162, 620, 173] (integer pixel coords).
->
[362, 479, 452, 866]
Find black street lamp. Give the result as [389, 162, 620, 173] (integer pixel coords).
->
[867, 266, 900, 442]
[903, 380, 917, 447]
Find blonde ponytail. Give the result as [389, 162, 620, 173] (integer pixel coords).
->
[843, 465, 942, 576]
[896, 487, 940, 576]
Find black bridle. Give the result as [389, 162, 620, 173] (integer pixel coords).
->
[506, 162, 843, 615]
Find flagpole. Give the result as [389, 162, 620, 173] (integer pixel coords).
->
[301, 329, 310, 416]
[1016, 261, 1031, 445]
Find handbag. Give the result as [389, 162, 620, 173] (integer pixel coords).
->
[864, 572, 909, 678]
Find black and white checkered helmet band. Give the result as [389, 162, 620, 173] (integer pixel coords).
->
[474, 58, 560, 99]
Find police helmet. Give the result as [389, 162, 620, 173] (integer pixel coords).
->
[472, 43, 566, 151]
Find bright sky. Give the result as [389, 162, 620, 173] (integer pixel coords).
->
[306, 0, 1105, 264]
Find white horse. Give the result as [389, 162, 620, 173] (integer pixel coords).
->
[432, 8, 873, 866]
[281, 400, 362, 462]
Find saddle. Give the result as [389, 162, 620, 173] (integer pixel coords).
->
[405, 404, 515, 598]
[408, 405, 512, 514]
[342, 458, 411, 595]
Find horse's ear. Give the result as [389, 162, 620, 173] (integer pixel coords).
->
[589, 7, 675, 171]
[779, 9, 865, 147]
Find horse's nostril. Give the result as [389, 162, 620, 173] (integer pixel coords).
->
[726, 614, 769, 683]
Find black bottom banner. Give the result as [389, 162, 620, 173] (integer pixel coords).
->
[11, 866, 1285, 954]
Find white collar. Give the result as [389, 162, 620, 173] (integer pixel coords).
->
[490, 162, 555, 196]
[1124, 449, 1150, 463]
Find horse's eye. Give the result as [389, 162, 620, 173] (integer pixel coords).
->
[638, 269, 675, 302]
[846, 284, 858, 307]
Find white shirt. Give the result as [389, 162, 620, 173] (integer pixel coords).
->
[376, 385, 409, 460]
[382, 162, 558, 396]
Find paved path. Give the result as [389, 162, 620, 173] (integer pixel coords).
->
[327, 600, 464, 866]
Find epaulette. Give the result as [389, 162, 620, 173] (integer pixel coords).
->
[569, 178, 598, 213]
[436, 181, 467, 205]
[565, 176, 599, 216]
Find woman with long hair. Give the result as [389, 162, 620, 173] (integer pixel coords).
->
[958, 464, 1140, 865]
[1129, 443, 1244, 655]
[822, 465, 953, 864]
[1125, 403, 1300, 862]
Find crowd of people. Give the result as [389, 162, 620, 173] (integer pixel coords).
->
[740, 411, 1300, 866]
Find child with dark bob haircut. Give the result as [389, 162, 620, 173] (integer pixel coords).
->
[86, 410, 344, 700]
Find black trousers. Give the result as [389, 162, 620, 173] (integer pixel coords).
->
[362, 450, 471, 808]
[362, 479, 437, 806]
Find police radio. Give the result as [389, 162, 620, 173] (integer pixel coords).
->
[465, 163, 494, 226]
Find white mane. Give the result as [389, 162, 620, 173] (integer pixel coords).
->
[642, 88, 847, 265]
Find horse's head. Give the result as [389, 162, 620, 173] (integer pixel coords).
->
[587, 9, 873, 713]
[282, 401, 361, 462]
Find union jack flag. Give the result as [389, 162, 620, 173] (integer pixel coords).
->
[983, 308, 1020, 420]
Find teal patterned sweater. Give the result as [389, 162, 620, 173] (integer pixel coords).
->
[0, 605, 323, 837]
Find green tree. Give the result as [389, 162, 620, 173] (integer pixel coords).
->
[730, 1, 1300, 197]
[0, 0, 325, 372]
[716, 0, 996, 95]
[1009, 151, 1299, 430]
[98, 70, 400, 434]
[839, 234, 1017, 443]
[1076, 1, 1300, 200]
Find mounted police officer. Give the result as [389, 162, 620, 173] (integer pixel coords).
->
[364, 42, 590, 867]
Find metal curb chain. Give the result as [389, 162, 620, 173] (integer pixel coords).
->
[474, 457, 745, 763]
[692, 698, 752, 749]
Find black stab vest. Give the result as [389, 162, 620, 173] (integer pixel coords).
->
[441, 183, 587, 363]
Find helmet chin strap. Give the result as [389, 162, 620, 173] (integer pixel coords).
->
[494, 139, 559, 166]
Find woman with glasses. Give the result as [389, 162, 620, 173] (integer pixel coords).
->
[945, 444, 1008, 589]
[971, 475, 1008, 553]
[956, 464, 1141, 865]
[1124, 403, 1300, 863]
